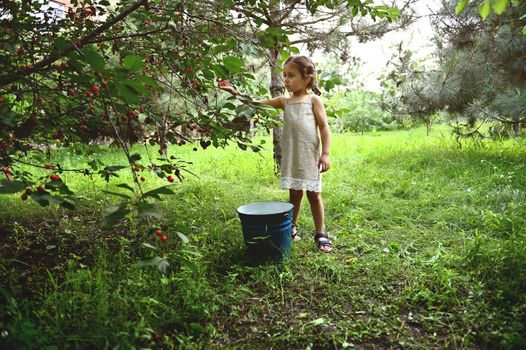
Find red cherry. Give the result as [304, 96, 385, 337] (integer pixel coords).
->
[140, 176, 145, 182]
[101, 81, 108, 88]
[0, 97, 5, 103]
[67, 88, 76, 95]
[25, 188, 33, 195]
[155, 229, 162, 236]
[167, 175, 174, 183]
[50, 174, 61, 181]
[92, 85, 99, 94]
[0, 141, 8, 150]
[161, 235, 167, 241]
[7, 133, 14, 141]
[21, 193, 28, 201]
[184, 66, 192, 74]
[44, 163, 52, 170]
[17, 47, 25, 56]
[37, 185, 45, 192]
[53, 131, 63, 140]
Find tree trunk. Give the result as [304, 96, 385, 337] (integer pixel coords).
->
[269, 46, 285, 172]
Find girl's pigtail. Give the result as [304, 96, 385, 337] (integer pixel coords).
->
[310, 74, 322, 96]
[311, 80, 322, 96]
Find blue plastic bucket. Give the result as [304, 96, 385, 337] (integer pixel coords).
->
[236, 202, 294, 262]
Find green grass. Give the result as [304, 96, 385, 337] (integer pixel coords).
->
[1, 126, 525, 349]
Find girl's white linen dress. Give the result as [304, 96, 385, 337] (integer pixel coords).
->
[280, 94, 322, 193]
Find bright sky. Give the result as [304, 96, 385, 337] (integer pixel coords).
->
[307, 1, 440, 92]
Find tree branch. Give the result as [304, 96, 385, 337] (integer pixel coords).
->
[0, 0, 148, 88]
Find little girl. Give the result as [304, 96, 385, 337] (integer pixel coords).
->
[219, 55, 333, 252]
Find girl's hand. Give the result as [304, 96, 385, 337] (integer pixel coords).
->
[217, 78, 239, 95]
[318, 154, 330, 173]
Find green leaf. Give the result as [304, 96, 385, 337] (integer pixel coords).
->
[138, 202, 163, 219]
[101, 190, 131, 199]
[493, 0, 510, 14]
[130, 153, 142, 162]
[387, 8, 400, 20]
[102, 203, 130, 229]
[478, 0, 491, 20]
[455, 0, 469, 14]
[143, 186, 175, 200]
[115, 83, 139, 104]
[123, 55, 144, 71]
[83, 47, 105, 71]
[279, 49, 290, 61]
[223, 56, 244, 73]
[289, 46, 300, 54]
[31, 193, 50, 206]
[176, 231, 189, 244]
[59, 200, 75, 210]
[140, 242, 159, 251]
[202, 69, 214, 79]
[134, 74, 157, 87]
[157, 260, 171, 276]
[53, 38, 69, 51]
[138, 257, 171, 276]
[116, 183, 134, 192]
[211, 64, 229, 79]
[225, 38, 238, 50]
[523, 26, 526, 35]
[175, 223, 192, 235]
[222, 102, 237, 110]
[0, 180, 25, 194]
[180, 248, 202, 257]
[44, 181, 74, 195]
[122, 79, 150, 94]
[211, 44, 227, 55]
[138, 256, 165, 267]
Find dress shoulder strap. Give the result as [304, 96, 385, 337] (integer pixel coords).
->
[308, 94, 314, 103]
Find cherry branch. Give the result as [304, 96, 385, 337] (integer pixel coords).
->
[0, 0, 148, 88]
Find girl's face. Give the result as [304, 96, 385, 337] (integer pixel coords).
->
[283, 63, 311, 93]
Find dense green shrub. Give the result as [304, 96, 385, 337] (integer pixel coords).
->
[326, 90, 402, 132]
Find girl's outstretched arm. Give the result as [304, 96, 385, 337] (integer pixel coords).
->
[312, 95, 331, 173]
[217, 79, 284, 109]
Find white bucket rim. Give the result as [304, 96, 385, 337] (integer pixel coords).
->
[237, 201, 293, 216]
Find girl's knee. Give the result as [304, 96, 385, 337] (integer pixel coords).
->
[306, 191, 321, 203]
[290, 189, 304, 201]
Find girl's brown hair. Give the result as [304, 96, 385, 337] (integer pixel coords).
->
[284, 55, 321, 96]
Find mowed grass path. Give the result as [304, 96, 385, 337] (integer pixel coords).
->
[1, 126, 525, 349]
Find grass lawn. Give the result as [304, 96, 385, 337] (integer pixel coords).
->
[1, 126, 525, 349]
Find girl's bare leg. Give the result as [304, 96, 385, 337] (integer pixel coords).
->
[306, 191, 331, 252]
[289, 189, 303, 237]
